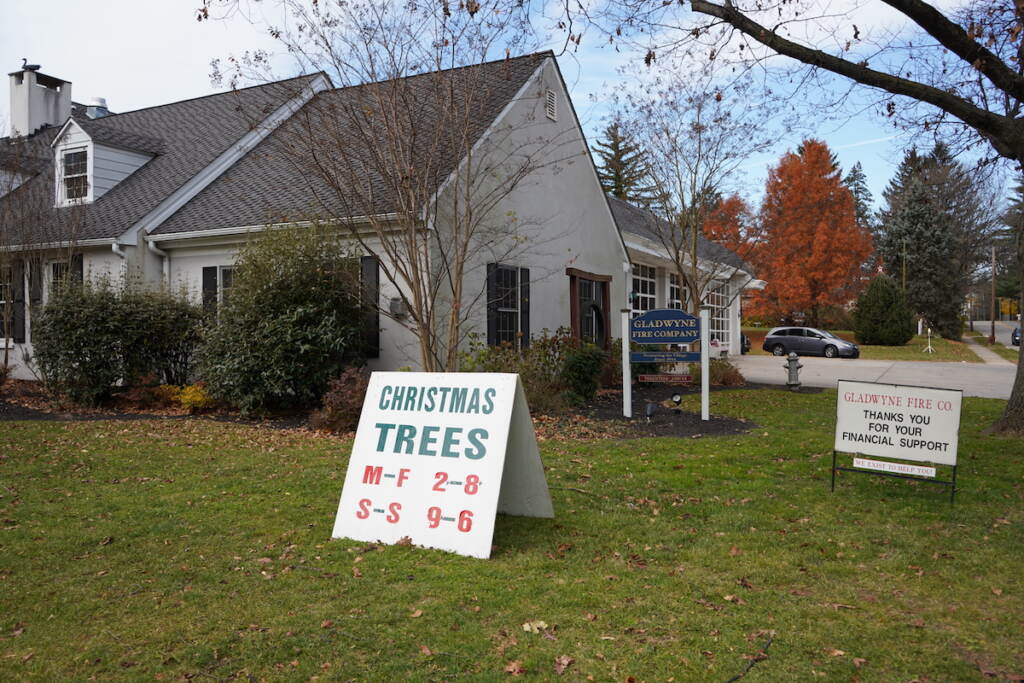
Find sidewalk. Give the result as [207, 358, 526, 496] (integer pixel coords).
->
[961, 335, 1015, 366]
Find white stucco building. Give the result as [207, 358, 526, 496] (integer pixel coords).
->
[0, 54, 755, 381]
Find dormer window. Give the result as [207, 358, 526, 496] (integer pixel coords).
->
[62, 149, 89, 201]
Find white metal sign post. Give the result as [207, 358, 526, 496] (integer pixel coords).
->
[700, 308, 710, 421]
[832, 379, 963, 503]
[332, 372, 554, 559]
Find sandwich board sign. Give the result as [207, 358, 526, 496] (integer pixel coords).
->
[832, 380, 962, 502]
[332, 372, 554, 559]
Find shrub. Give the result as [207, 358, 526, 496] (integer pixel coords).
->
[687, 359, 745, 387]
[853, 275, 915, 345]
[199, 225, 364, 414]
[562, 345, 607, 403]
[461, 328, 583, 414]
[177, 383, 216, 412]
[32, 284, 123, 405]
[600, 338, 623, 388]
[32, 283, 205, 406]
[310, 367, 371, 432]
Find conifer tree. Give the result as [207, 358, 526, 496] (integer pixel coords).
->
[842, 162, 874, 234]
[878, 145, 999, 339]
[591, 121, 659, 205]
[853, 274, 915, 345]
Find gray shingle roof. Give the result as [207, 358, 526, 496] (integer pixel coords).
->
[607, 195, 749, 273]
[0, 74, 321, 243]
[153, 52, 549, 235]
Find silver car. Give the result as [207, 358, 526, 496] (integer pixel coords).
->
[762, 326, 860, 358]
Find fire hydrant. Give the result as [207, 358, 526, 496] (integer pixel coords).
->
[784, 352, 802, 391]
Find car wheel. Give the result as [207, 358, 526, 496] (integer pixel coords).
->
[772, 344, 786, 356]
[824, 345, 837, 358]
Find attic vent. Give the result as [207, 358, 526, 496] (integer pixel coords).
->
[545, 89, 557, 121]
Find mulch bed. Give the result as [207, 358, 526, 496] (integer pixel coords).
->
[1, 379, 786, 440]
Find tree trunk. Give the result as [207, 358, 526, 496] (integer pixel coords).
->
[995, 222, 1024, 432]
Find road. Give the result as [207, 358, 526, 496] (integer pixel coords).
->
[734, 354, 1015, 399]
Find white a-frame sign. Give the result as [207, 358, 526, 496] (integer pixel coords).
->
[332, 372, 554, 559]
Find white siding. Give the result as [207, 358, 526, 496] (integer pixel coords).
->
[92, 144, 152, 199]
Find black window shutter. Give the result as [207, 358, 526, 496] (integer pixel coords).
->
[360, 255, 380, 359]
[28, 261, 42, 306]
[201, 267, 218, 311]
[486, 263, 498, 346]
[10, 259, 26, 344]
[71, 253, 83, 282]
[518, 267, 530, 349]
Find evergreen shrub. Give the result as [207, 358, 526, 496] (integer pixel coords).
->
[199, 226, 364, 414]
[32, 283, 204, 406]
[853, 275, 915, 346]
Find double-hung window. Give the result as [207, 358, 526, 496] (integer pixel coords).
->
[201, 265, 236, 311]
[631, 263, 656, 316]
[486, 263, 530, 348]
[62, 149, 88, 201]
[668, 273, 683, 310]
[705, 281, 731, 347]
[0, 265, 12, 342]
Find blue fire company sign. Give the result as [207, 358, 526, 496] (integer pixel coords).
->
[630, 309, 700, 345]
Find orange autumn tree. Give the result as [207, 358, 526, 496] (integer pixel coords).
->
[703, 193, 758, 256]
[749, 139, 872, 326]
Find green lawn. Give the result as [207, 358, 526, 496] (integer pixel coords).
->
[990, 344, 1021, 363]
[962, 329, 1019, 364]
[2, 391, 1023, 680]
[745, 328, 982, 363]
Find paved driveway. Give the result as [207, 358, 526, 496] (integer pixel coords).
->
[733, 354, 1015, 399]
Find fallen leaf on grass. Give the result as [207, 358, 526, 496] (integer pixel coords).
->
[729, 546, 742, 556]
[723, 594, 746, 605]
[737, 576, 754, 589]
[554, 655, 575, 675]
[823, 603, 858, 610]
[409, 609, 423, 618]
[991, 587, 1003, 596]
[320, 620, 333, 629]
[395, 536, 413, 546]
[419, 645, 433, 656]
[853, 658, 867, 668]
[828, 649, 845, 657]
[351, 566, 362, 578]
[504, 660, 526, 675]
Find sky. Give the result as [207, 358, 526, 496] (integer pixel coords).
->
[0, 0, 987, 212]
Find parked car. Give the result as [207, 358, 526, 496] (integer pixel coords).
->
[740, 333, 751, 355]
[761, 326, 860, 358]
[1013, 328, 1020, 346]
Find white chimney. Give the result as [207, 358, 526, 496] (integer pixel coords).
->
[8, 67, 72, 137]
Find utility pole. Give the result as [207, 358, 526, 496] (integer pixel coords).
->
[990, 244, 997, 344]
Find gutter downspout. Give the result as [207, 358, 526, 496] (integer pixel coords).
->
[112, 242, 126, 259]
[147, 239, 169, 286]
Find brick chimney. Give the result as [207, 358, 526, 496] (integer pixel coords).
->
[8, 66, 72, 137]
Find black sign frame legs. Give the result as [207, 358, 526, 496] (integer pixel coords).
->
[830, 451, 957, 505]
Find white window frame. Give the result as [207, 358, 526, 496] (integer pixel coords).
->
[218, 265, 235, 304]
[668, 272, 683, 310]
[55, 143, 94, 207]
[631, 262, 656, 317]
[0, 264, 13, 346]
[492, 264, 525, 348]
[705, 281, 732, 348]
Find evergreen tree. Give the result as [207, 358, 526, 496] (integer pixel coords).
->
[591, 121, 659, 205]
[842, 162, 874, 233]
[843, 161, 878, 272]
[853, 274, 915, 345]
[877, 174, 963, 339]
